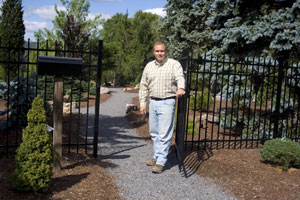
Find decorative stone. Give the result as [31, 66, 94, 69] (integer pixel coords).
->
[63, 102, 79, 113]
[215, 95, 222, 101]
[196, 114, 218, 129]
[126, 103, 138, 113]
[100, 87, 110, 94]
[123, 87, 134, 92]
[63, 94, 70, 102]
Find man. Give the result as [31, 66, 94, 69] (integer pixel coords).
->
[139, 41, 185, 174]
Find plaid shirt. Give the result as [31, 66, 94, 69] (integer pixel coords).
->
[139, 57, 185, 107]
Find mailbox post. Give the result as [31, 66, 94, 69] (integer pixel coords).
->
[38, 56, 82, 171]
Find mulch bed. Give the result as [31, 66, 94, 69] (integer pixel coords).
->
[0, 151, 120, 200]
[126, 95, 300, 200]
[0, 92, 121, 200]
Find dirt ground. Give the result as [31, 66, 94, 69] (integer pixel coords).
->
[126, 95, 300, 200]
[1, 91, 300, 200]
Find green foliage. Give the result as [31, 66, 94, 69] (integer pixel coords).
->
[89, 87, 96, 95]
[194, 54, 299, 141]
[259, 138, 300, 171]
[174, 109, 199, 135]
[164, 0, 300, 143]
[161, 0, 214, 57]
[10, 95, 54, 193]
[37, 76, 54, 101]
[34, 0, 104, 54]
[89, 80, 96, 88]
[189, 89, 213, 112]
[64, 78, 88, 101]
[38, 76, 90, 102]
[208, 0, 300, 58]
[163, 0, 300, 59]
[0, 71, 36, 129]
[186, 120, 198, 135]
[101, 11, 161, 86]
[0, 0, 25, 79]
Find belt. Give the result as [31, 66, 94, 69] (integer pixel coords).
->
[150, 96, 176, 101]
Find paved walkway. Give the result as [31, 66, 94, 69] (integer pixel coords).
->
[83, 88, 236, 200]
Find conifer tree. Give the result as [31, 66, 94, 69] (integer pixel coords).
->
[10, 95, 54, 193]
[162, 0, 300, 59]
[0, 0, 25, 79]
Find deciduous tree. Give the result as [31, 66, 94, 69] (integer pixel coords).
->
[35, 0, 103, 52]
[101, 11, 161, 86]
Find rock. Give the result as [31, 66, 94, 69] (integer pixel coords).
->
[72, 102, 79, 108]
[63, 106, 70, 114]
[210, 81, 222, 96]
[196, 114, 218, 129]
[100, 87, 110, 94]
[126, 103, 138, 113]
[122, 87, 134, 92]
[102, 82, 112, 86]
[215, 95, 222, 101]
[63, 94, 70, 102]
[63, 102, 79, 113]
[64, 102, 71, 107]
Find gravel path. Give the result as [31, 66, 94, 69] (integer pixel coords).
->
[92, 88, 236, 200]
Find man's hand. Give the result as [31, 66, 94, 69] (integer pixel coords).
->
[176, 88, 185, 97]
[140, 106, 147, 115]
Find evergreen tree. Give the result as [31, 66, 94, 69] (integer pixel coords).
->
[161, 0, 213, 57]
[0, 0, 25, 80]
[206, 0, 300, 59]
[162, 0, 300, 140]
[162, 0, 300, 59]
[10, 95, 54, 193]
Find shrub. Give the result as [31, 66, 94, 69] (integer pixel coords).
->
[37, 75, 54, 101]
[10, 95, 54, 193]
[64, 79, 88, 102]
[90, 80, 96, 88]
[0, 73, 36, 129]
[189, 89, 213, 112]
[259, 138, 300, 171]
[65, 88, 87, 102]
[89, 87, 97, 95]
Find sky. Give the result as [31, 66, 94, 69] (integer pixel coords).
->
[19, 0, 167, 40]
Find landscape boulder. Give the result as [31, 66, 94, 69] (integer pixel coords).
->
[100, 87, 110, 94]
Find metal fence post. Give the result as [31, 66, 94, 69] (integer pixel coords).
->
[175, 47, 190, 177]
[273, 55, 286, 138]
[93, 40, 103, 158]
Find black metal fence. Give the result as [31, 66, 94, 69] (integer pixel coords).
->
[176, 52, 300, 151]
[0, 39, 103, 158]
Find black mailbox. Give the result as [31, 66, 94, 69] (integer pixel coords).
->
[38, 56, 83, 76]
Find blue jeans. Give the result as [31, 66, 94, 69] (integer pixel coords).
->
[149, 98, 176, 166]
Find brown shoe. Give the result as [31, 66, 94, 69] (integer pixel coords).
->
[152, 164, 164, 174]
[146, 158, 156, 166]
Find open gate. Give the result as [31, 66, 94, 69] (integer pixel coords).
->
[175, 48, 191, 178]
[175, 49, 300, 165]
[0, 40, 103, 158]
